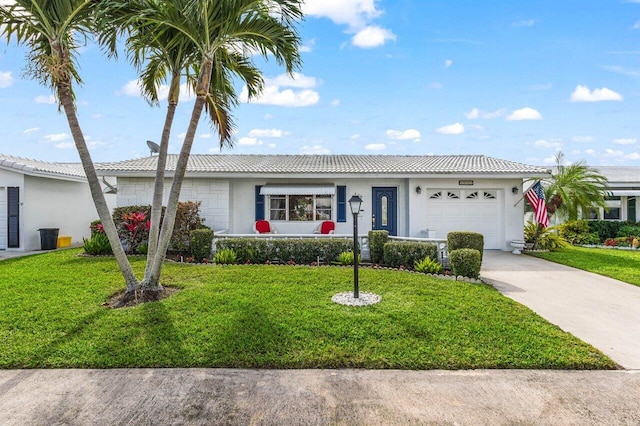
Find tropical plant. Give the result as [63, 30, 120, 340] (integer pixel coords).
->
[213, 248, 237, 265]
[0, 0, 139, 291]
[337, 251, 360, 266]
[83, 233, 113, 256]
[112, 0, 302, 291]
[542, 152, 609, 221]
[524, 221, 570, 251]
[414, 257, 443, 275]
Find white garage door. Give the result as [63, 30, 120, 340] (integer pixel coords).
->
[0, 187, 6, 250]
[424, 189, 503, 249]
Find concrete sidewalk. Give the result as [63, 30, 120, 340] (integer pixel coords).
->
[481, 251, 640, 370]
[0, 369, 639, 425]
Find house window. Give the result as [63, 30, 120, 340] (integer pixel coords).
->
[604, 197, 621, 220]
[269, 194, 332, 221]
[429, 191, 442, 199]
[483, 191, 497, 199]
[447, 191, 460, 199]
[466, 191, 479, 199]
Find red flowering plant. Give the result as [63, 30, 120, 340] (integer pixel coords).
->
[90, 220, 105, 236]
[118, 211, 151, 254]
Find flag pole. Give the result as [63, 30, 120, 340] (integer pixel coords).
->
[513, 181, 536, 207]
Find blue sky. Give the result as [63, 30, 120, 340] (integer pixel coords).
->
[0, 0, 639, 166]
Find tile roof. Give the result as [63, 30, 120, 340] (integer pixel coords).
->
[0, 153, 86, 180]
[96, 154, 550, 176]
[594, 166, 640, 184]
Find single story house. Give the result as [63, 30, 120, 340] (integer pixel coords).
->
[96, 154, 550, 250]
[594, 166, 640, 222]
[0, 154, 115, 251]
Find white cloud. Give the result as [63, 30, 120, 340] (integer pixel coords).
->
[533, 139, 562, 149]
[465, 107, 504, 119]
[240, 72, 320, 107]
[506, 107, 542, 121]
[386, 129, 421, 142]
[331, 99, 340, 106]
[585, 149, 596, 156]
[444, 59, 453, 68]
[570, 85, 623, 102]
[512, 19, 535, 27]
[301, 0, 382, 29]
[300, 144, 330, 154]
[119, 79, 195, 101]
[300, 39, 315, 52]
[634, 20, 640, 29]
[120, 80, 141, 96]
[248, 128, 287, 138]
[428, 82, 444, 90]
[436, 123, 465, 135]
[44, 133, 69, 142]
[604, 149, 625, 157]
[238, 137, 262, 146]
[0, 71, 13, 88]
[88, 140, 107, 149]
[365, 143, 386, 151]
[267, 143, 277, 149]
[352, 26, 396, 48]
[54, 142, 74, 149]
[572, 136, 594, 143]
[34, 95, 56, 104]
[542, 155, 558, 165]
[23, 127, 39, 135]
[350, 134, 360, 140]
[200, 133, 212, 139]
[612, 138, 637, 145]
[626, 152, 640, 159]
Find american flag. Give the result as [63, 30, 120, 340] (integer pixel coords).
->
[525, 181, 549, 228]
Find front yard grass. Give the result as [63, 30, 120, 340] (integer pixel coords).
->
[0, 249, 616, 369]
[528, 246, 640, 287]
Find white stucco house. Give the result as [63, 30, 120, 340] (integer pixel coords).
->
[0, 154, 115, 251]
[96, 154, 550, 250]
[594, 166, 640, 222]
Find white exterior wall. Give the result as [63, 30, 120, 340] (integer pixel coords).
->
[408, 177, 524, 251]
[22, 175, 97, 250]
[117, 177, 230, 232]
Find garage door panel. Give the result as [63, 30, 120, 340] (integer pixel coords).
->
[425, 192, 502, 249]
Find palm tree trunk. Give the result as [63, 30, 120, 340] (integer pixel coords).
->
[144, 72, 180, 282]
[144, 60, 213, 289]
[57, 81, 140, 292]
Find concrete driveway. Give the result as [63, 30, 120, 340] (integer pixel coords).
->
[481, 251, 640, 370]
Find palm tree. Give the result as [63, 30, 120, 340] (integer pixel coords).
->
[0, 0, 139, 291]
[543, 151, 609, 221]
[111, 0, 302, 290]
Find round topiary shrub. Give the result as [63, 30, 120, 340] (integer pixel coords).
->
[447, 231, 484, 261]
[449, 248, 481, 279]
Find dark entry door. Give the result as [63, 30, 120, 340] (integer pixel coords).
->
[7, 187, 19, 248]
[372, 187, 397, 236]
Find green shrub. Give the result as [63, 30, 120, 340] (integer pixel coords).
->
[525, 222, 570, 251]
[449, 248, 481, 279]
[170, 201, 204, 253]
[368, 230, 389, 264]
[89, 219, 104, 237]
[213, 248, 237, 265]
[215, 238, 352, 264]
[82, 233, 112, 256]
[617, 224, 640, 239]
[414, 257, 443, 274]
[558, 220, 600, 245]
[383, 241, 437, 269]
[587, 220, 627, 242]
[447, 231, 484, 261]
[190, 228, 214, 262]
[337, 251, 361, 265]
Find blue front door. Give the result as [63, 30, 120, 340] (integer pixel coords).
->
[372, 187, 397, 236]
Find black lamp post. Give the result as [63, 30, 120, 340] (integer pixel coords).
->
[348, 194, 363, 299]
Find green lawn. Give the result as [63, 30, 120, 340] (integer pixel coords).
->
[528, 246, 640, 287]
[0, 249, 615, 369]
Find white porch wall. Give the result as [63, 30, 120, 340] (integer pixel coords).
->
[117, 177, 230, 232]
[230, 178, 408, 235]
[408, 177, 524, 251]
[23, 175, 96, 250]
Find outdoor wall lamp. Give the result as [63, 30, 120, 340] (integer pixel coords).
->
[512, 186, 519, 194]
[415, 186, 422, 194]
[348, 194, 363, 298]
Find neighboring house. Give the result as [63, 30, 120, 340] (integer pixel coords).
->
[0, 154, 114, 251]
[96, 154, 550, 250]
[595, 166, 640, 222]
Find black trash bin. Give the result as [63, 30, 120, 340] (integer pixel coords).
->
[38, 228, 60, 250]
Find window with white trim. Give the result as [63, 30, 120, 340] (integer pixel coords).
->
[269, 194, 332, 221]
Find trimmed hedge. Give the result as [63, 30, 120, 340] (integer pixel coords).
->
[558, 220, 599, 245]
[215, 238, 352, 264]
[368, 230, 389, 264]
[587, 220, 629, 242]
[447, 231, 484, 261]
[189, 228, 214, 262]
[382, 241, 437, 269]
[449, 248, 481, 279]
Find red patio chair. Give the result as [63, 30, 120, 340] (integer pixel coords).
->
[254, 220, 276, 234]
[314, 220, 335, 234]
